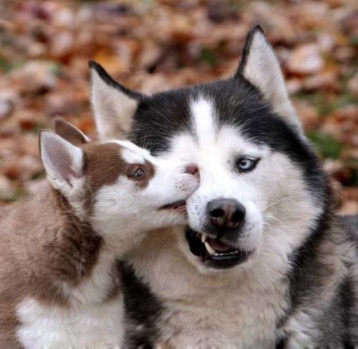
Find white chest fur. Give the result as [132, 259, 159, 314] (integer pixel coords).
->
[160, 298, 282, 349]
[16, 296, 124, 349]
[156, 285, 287, 349]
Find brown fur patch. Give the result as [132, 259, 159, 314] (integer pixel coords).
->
[0, 340, 22, 349]
[54, 118, 88, 146]
[82, 142, 126, 192]
[80, 142, 126, 214]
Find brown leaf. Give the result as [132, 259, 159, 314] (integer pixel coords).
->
[287, 44, 324, 75]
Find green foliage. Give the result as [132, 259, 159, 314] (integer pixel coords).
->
[31, 170, 46, 181]
[350, 36, 358, 46]
[295, 91, 357, 116]
[49, 62, 63, 77]
[200, 48, 218, 66]
[308, 131, 344, 159]
[0, 56, 12, 72]
[0, 188, 29, 203]
[27, 122, 49, 134]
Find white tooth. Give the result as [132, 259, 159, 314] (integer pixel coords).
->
[201, 233, 207, 243]
[205, 242, 216, 255]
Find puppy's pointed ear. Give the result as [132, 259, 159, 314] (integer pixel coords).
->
[236, 26, 302, 133]
[89, 61, 142, 141]
[39, 131, 84, 190]
[54, 118, 90, 146]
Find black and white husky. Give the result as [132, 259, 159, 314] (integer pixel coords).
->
[89, 26, 358, 349]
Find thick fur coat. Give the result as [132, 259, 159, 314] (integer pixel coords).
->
[90, 26, 358, 349]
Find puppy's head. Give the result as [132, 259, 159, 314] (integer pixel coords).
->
[39, 119, 199, 248]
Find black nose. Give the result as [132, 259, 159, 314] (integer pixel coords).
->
[207, 199, 246, 229]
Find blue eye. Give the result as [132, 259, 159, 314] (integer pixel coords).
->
[236, 157, 258, 173]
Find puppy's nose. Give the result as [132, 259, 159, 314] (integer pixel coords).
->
[185, 163, 199, 178]
[207, 199, 245, 229]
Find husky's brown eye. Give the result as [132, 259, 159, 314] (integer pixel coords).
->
[128, 166, 146, 180]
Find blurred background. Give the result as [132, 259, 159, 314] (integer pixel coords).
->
[0, 0, 357, 213]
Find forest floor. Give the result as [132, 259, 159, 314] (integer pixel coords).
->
[0, 0, 357, 213]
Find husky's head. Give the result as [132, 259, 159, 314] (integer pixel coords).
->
[89, 26, 329, 272]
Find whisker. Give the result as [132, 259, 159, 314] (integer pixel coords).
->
[264, 224, 287, 235]
[265, 214, 283, 224]
[263, 197, 291, 211]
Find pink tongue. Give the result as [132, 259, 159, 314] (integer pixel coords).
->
[206, 237, 234, 252]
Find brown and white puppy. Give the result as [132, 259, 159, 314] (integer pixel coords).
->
[0, 119, 199, 349]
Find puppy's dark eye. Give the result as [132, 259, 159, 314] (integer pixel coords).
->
[236, 157, 259, 173]
[128, 166, 145, 180]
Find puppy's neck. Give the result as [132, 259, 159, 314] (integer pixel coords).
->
[22, 183, 104, 286]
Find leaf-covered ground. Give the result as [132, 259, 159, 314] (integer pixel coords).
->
[0, 0, 357, 213]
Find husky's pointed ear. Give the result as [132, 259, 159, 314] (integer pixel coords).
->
[89, 61, 142, 141]
[54, 118, 90, 146]
[39, 131, 84, 191]
[236, 26, 302, 133]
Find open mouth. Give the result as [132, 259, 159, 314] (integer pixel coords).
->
[160, 200, 186, 212]
[185, 228, 252, 269]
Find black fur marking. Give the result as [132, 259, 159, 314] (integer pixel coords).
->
[275, 337, 287, 349]
[282, 209, 358, 347]
[341, 215, 358, 236]
[88, 60, 143, 100]
[130, 88, 194, 155]
[287, 209, 331, 307]
[278, 183, 332, 325]
[235, 24, 265, 77]
[341, 215, 358, 345]
[120, 261, 163, 349]
[277, 287, 356, 349]
[341, 276, 356, 346]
